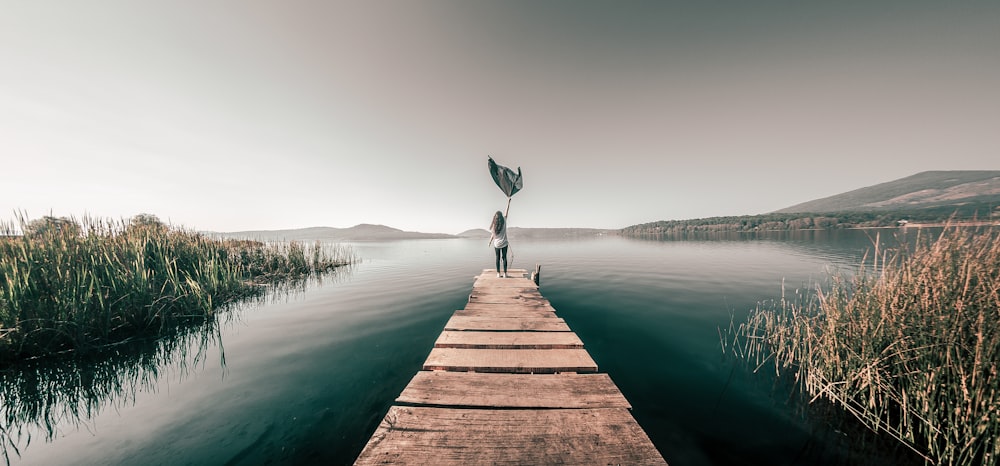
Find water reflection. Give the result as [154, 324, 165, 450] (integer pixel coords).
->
[623, 227, 946, 271]
[1, 319, 222, 463]
[0, 268, 353, 465]
[631, 226, 953, 248]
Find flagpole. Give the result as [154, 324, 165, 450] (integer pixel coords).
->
[505, 196, 513, 268]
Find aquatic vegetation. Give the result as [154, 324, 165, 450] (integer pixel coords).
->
[0, 214, 354, 364]
[727, 227, 1000, 465]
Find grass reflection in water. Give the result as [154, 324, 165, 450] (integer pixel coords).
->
[0, 272, 352, 465]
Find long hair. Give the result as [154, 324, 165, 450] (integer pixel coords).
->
[490, 211, 505, 235]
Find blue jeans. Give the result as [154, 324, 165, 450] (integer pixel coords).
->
[494, 246, 508, 273]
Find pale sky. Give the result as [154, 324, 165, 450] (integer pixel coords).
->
[2, 1, 998, 234]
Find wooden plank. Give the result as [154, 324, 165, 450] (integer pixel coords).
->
[452, 308, 558, 318]
[473, 276, 534, 283]
[478, 268, 528, 275]
[471, 280, 539, 288]
[468, 291, 549, 306]
[469, 288, 543, 298]
[396, 372, 632, 409]
[434, 331, 583, 349]
[475, 269, 529, 281]
[423, 347, 597, 373]
[462, 302, 556, 312]
[473, 277, 535, 288]
[472, 276, 534, 284]
[472, 286, 541, 296]
[480, 268, 529, 274]
[467, 294, 548, 305]
[354, 406, 667, 465]
[466, 300, 544, 307]
[459, 304, 557, 316]
[444, 316, 570, 332]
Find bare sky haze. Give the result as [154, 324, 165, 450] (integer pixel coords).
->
[2, 1, 998, 233]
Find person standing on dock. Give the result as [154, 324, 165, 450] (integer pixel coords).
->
[489, 210, 509, 278]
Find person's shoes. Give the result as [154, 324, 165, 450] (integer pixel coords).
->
[497, 272, 502, 278]
[502, 272, 508, 278]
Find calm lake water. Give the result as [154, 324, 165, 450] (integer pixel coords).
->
[5, 230, 928, 465]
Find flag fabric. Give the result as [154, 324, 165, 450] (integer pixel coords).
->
[487, 156, 523, 198]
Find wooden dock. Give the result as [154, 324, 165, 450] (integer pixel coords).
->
[354, 269, 667, 465]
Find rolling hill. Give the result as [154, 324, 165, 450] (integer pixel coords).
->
[776, 171, 1000, 213]
[621, 170, 1000, 235]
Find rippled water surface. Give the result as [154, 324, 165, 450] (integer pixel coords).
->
[8, 230, 923, 465]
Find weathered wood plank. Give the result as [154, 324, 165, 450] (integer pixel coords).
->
[468, 290, 549, 306]
[469, 288, 543, 298]
[354, 406, 667, 465]
[423, 347, 597, 373]
[396, 372, 631, 409]
[475, 269, 529, 282]
[444, 316, 570, 332]
[461, 302, 556, 312]
[474, 281, 531, 288]
[434, 331, 582, 349]
[452, 308, 558, 318]
[472, 278, 535, 288]
[480, 268, 528, 274]
[458, 304, 557, 317]
[467, 294, 548, 305]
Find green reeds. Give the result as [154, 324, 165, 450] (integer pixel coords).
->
[0, 215, 354, 364]
[728, 226, 1000, 465]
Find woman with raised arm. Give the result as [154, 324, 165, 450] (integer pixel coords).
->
[489, 210, 509, 278]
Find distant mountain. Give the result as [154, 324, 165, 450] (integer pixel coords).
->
[215, 224, 456, 242]
[457, 229, 491, 238]
[621, 170, 1000, 236]
[458, 227, 615, 239]
[216, 225, 619, 242]
[776, 171, 1000, 213]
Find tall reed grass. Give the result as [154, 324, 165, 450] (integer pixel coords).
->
[0, 215, 354, 364]
[726, 227, 999, 465]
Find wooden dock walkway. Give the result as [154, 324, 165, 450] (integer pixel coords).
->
[354, 269, 667, 465]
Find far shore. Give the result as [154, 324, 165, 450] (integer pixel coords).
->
[896, 220, 999, 228]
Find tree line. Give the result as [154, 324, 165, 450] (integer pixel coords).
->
[621, 202, 1000, 237]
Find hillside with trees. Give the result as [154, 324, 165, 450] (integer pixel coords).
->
[777, 170, 1000, 213]
[622, 171, 1000, 237]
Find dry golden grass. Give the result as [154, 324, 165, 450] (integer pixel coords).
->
[729, 226, 999, 465]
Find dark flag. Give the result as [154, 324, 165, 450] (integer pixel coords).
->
[487, 156, 523, 198]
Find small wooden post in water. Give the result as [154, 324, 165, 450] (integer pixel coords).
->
[531, 263, 541, 286]
[354, 268, 666, 465]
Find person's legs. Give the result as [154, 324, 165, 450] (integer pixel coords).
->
[495, 247, 502, 277]
[500, 246, 508, 276]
